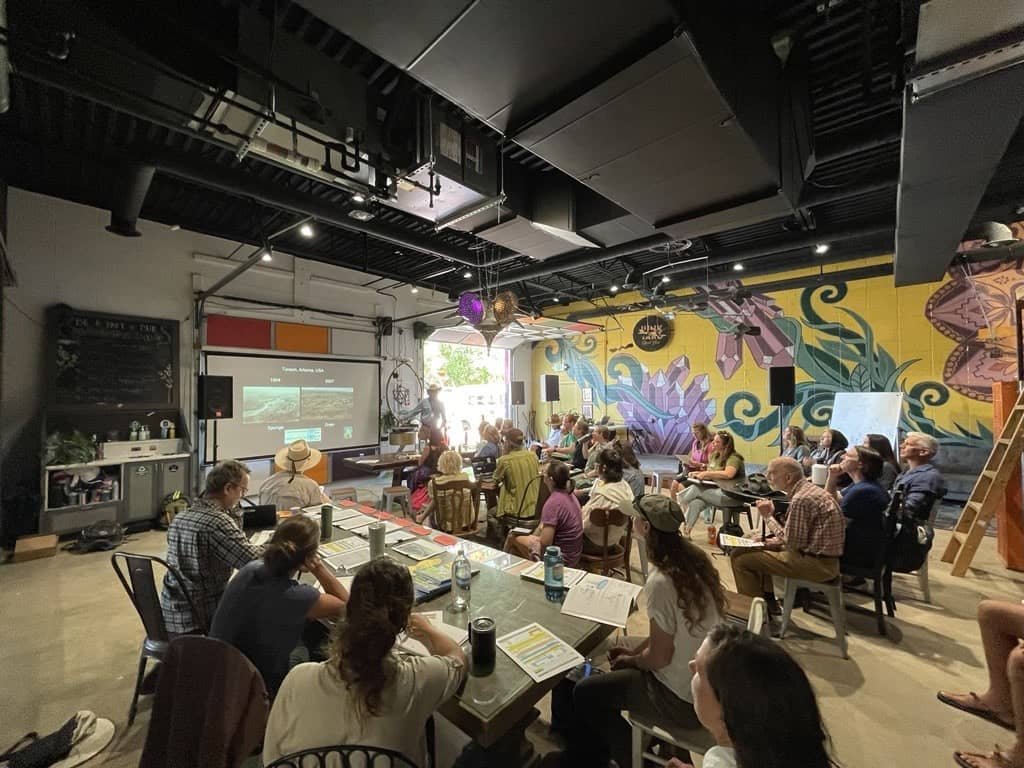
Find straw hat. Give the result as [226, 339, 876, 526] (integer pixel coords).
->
[427, 383, 442, 393]
[274, 439, 322, 473]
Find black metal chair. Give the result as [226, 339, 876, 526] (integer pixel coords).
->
[840, 490, 903, 637]
[265, 744, 418, 768]
[492, 475, 543, 541]
[111, 552, 204, 726]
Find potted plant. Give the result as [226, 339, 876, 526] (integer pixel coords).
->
[43, 430, 98, 466]
[379, 409, 399, 440]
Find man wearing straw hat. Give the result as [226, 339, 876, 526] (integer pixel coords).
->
[402, 383, 448, 432]
[258, 439, 331, 510]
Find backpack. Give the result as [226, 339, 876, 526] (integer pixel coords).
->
[65, 520, 125, 554]
[888, 515, 934, 573]
[157, 491, 190, 529]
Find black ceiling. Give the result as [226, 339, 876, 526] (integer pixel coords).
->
[1, 0, 1022, 314]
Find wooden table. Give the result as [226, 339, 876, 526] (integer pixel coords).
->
[313, 512, 614, 763]
[341, 452, 421, 486]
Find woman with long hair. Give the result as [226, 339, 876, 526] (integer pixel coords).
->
[567, 495, 727, 768]
[825, 445, 890, 569]
[782, 425, 811, 464]
[617, 440, 646, 498]
[263, 558, 467, 766]
[687, 423, 713, 470]
[805, 428, 848, 470]
[676, 430, 746, 536]
[863, 433, 901, 491]
[408, 424, 447, 511]
[210, 516, 348, 694]
[666, 623, 840, 768]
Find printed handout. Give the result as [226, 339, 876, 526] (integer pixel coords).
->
[520, 560, 587, 588]
[397, 610, 468, 656]
[393, 538, 449, 562]
[497, 622, 583, 682]
[560, 573, 643, 627]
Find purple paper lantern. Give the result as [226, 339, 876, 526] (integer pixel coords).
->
[458, 292, 485, 325]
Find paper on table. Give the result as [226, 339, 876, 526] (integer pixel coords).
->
[497, 622, 584, 683]
[718, 533, 765, 549]
[335, 514, 374, 531]
[331, 508, 370, 523]
[319, 538, 367, 557]
[396, 610, 468, 656]
[249, 530, 273, 546]
[351, 519, 402, 537]
[560, 573, 643, 628]
[384, 528, 418, 545]
[317, 575, 354, 594]
[520, 560, 587, 588]
[392, 538, 448, 561]
[324, 547, 371, 572]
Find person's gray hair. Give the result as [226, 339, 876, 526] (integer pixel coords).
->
[768, 456, 804, 485]
[906, 431, 939, 456]
[205, 459, 250, 494]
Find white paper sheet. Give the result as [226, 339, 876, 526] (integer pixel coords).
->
[718, 533, 765, 549]
[497, 622, 583, 682]
[249, 530, 273, 546]
[519, 560, 587, 588]
[318, 538, 368, 558]
[396, 610, 468, 656]
[351, 519, 402, 537]
[324, 547, 371, 572]
[559, 573, 643, 628]
[392, 538, 448, 561]
[384, 528, 418, 545]
[334, 514, 375, 531]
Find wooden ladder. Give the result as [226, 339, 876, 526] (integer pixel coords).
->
[942, 387, 1024, 576]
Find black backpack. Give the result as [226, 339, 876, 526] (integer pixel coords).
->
[888, 515, 934, 573]
[65, 520, 125, 553]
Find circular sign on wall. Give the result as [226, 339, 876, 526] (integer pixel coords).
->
[633, 314, 672, 351]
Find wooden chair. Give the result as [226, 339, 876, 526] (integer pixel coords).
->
[429, 478, 478, 536]
[579, 507, 630, 581]
[491, 475, 543, 541]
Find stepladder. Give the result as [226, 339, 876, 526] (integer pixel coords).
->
[942, 386, 1024, 576]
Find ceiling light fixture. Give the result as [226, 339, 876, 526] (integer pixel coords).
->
[552, 296, 560, 303]
[348, 209, 374, 222]
[299, 222, 314, 238]
[351, 192, 366, 204]
[733, 263, 744, 272]
[661, 275, 670, 283]
[462, 270, 473, 279]
[410, 286, 419, 294]
[610, 285, 619, 293]
[260, 249, 273, 263]
[814, 243, 830, 255]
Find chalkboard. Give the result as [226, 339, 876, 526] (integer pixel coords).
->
[47, 305, 179, 410]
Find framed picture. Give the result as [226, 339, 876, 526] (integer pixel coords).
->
[581, 387, 593, 404]
[581, 404, 594, 420]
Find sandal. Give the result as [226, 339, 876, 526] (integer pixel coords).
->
[937, 691, 1015, 732]
[954, 747, 1020, 768]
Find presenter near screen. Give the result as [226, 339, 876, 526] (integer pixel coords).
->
[403, 384, 447, 432]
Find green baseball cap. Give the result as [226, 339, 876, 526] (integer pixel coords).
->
[620, 494, 685, 533]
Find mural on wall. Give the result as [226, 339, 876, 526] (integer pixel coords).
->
[540, 262, 1017, 459]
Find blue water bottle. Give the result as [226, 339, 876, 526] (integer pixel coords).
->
[544, 545, 564, 602]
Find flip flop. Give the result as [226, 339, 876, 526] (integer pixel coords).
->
[938, 691, 1015, 732]
[953, 747, 1018, 768]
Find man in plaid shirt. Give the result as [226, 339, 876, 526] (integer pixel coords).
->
[731, 457, 845, 599]
[161, 460, 264, 634]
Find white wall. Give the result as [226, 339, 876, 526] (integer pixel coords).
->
[1, 189, 452, 492]
[510, 343, 535, 439]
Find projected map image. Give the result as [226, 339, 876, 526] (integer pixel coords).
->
[300, 387, 354, 420]
[243, 386, 301, 424]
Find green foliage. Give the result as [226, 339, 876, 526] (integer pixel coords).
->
[432, 344, 494, 387]
[43, 430, 97, 466]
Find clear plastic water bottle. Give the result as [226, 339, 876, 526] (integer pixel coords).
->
[451, 545, 472, 611]
[544, 545, 564, 602]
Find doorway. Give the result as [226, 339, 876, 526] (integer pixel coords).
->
[423, 341, 509, 450]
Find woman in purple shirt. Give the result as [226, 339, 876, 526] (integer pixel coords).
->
[503, 461, 583, 566]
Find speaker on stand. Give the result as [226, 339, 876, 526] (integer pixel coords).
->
[539, 374, 560, 426]
[199, 374, 233, 464]
[768, 366, 796, 455]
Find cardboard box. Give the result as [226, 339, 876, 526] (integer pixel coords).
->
[13, 534, 59, 563]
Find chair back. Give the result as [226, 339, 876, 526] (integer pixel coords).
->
[747, 596, 768, 635]
[581, 507, 628, 576]
[265, 745, 417, 768]
[511, 475, 542, 525]
[432, 478, 476, 534]
[112, 552, 204, 640]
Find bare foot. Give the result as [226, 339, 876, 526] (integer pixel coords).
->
[954, 747, 1023, 768]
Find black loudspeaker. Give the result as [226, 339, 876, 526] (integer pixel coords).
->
[511, 381, 525, 405]
[768, 366, 796, 406]
[540, 374, 560, 403]
[198, 375, 233, 419]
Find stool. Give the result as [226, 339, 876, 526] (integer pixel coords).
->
[330, 487, 359, 504]
[627, 711, 715, 767]
[380, 486, 411, 518]
[780, 576, 848, 658]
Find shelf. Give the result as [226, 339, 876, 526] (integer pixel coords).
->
[45, 452, 191, 471]
[46, 498, 122, 512]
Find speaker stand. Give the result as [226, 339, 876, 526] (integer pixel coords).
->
[211, 419, 218, 465]
[777, 404, 786, 457]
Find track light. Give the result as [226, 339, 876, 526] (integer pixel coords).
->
[260, 249, 273, 263]
[661, 275, 670, 283]
[351, 192, 366, 204]
[410, 286, 419, 294]
[299, 222, 314, 238]
[733, 263, 744, 272]
[610, 285, 619, 293]
[814, 243, 830, 255]
[463, 270, 473, 279]
[553, 296, 560, 303]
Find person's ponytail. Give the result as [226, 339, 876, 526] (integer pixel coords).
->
[263, 516, 319, 577]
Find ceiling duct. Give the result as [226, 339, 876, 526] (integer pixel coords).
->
[105, 162, 155, 237]
[894, 0, 1024, 286]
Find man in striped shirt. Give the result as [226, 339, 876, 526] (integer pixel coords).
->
[730, 457, 845, 599]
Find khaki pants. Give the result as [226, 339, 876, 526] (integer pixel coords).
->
[730, 549, 839, 597]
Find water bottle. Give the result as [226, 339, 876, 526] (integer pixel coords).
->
[451, 546, 472, 611]
[544, 545, 564, 602]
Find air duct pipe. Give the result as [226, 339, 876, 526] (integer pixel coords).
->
[106, 163, 155, 237]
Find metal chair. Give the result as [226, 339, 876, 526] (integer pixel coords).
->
[111, 552, 204, 726]
[885, 489, 944, 604]
[491, 475, 543, 541]
[381, 486, 412, 517]
[265, 745, 417, 768]
[780, 576, 848, 659]
[330, 487, 359, 504]
[841, 489, 903, 636]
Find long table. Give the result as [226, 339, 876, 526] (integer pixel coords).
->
[340, 451, 421, 486]
[297, 503, 615, 763]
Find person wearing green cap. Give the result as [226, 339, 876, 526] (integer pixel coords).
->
[563, 494, 728, 768]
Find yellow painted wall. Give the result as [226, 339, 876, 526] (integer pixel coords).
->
[532, 254, 1013, 465]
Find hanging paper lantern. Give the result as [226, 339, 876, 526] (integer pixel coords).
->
[458, 292, 485, 325]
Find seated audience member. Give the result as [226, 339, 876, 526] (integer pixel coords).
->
[161, 460, 263, 634]
[474, 421, 490, 451]
[567, 496, 726, 768]
[686, 423, 713, 471]
[491, 428, 540, 519]
[730, 457, 845, 601]
[825, 446, 890, 569]
[473, 424, 501, 460]
[617, 442, 646, 498]
[559, 419, 590, 469]
[407, 424, 446, 505]
[582, 426, 613, 477]
[864, 433, 901, 491]
[895, 431, 946, 520]
[263, 559, 466, 767]
[803, 428, 848, 471]
[666, 623, 841, 768]
[416, 449, 474, 528]
[939, 600, 1024, 768]
[536, 414, 570, 455]
[581, 448, 635, 555]
[504, 461, 583, 566]
[258, 439, 330, 510]
[210, 516, 348, 694]
[676, 431, 746, 537]
[782, 425, 811, 464]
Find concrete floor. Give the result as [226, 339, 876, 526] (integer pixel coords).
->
[2, 484, 1023, 767]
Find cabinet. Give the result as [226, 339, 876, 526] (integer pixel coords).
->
[42, 453, 192, 534]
